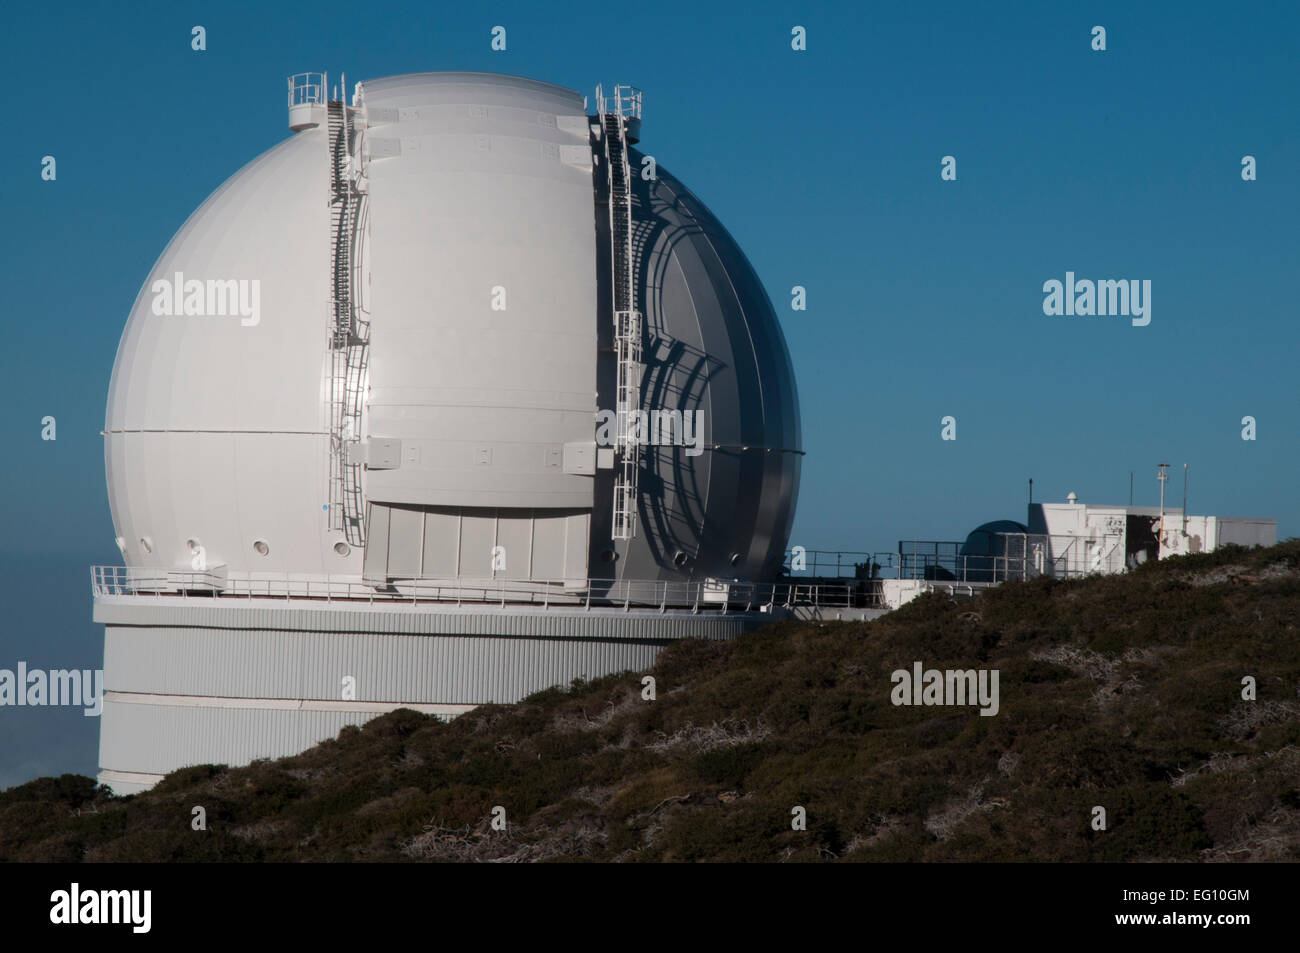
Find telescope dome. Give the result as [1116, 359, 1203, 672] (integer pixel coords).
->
[104, 71, 800, 589]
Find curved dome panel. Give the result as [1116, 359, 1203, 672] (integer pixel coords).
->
[358, 73, 597, 510]
[105, 129, 347, 576]
[610, 157, 801, 582]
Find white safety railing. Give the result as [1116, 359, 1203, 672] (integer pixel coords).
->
[786, 531, 1129, 585]
[288, 72, 327, 108]
[90, 567, 856, 613]
[595, 84, 641, 120]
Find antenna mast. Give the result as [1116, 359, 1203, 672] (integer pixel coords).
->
[1156, 463, 1170, 556]
[1182, 463, 1188, 533]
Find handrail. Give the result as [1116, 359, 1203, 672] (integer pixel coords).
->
[595, 84, 642, 120]
[784, 531, 1126, 583]
[89, 566, 859, 612]
[288, 72, 327, 108]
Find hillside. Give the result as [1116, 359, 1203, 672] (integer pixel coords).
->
[3, 542, 1299, 862]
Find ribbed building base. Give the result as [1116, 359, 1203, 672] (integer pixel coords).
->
[94, 595, 772, 793]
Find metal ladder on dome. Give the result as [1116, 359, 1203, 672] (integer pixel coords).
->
[597, 84, 643, 541]
[326, 89, 369, 546]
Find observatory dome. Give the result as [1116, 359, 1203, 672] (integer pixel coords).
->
[959, 519, 1030, 583]
[95, 71, 802, 792]
[105, 70, 799, 591]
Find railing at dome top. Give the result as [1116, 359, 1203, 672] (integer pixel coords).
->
[595, 84, 642, 121]
[90, 566, 854, 613]
[288, 73, 327, 108]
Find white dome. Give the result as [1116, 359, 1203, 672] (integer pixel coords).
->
[106, 127, 340, 574]
[105, 72, 800, 585]
[95, 71, 803, 794]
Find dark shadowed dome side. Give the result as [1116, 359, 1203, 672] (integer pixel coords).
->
[616, 154, 801, 583]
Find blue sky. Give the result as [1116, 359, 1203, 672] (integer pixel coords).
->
[1, 0, 1296, 784]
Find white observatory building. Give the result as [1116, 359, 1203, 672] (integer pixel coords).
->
[93, 72, 802, 793]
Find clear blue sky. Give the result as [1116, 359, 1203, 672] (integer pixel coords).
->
[1, 0, 1296, 784]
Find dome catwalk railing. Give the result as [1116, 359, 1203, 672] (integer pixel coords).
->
[90, 566, 859, 613]
[287, 72, 327, 107]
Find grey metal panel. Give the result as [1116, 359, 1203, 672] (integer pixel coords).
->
[363, 502, 590, 583]
[564, 512, 590, 580]
[362, 501, 390, 583]
[95, 774, 160, 796]
[497, 514, 531, 579]
[361, 73, 597, 510]
[98, 700, 389, 776]
[533, 513, 566, 579]
[387, 504, 424, 576]
[103, 625, 668, 704]
[458, 513, 496, 578]
[95, 599, 691, 782]
[421, 509, 459, 577]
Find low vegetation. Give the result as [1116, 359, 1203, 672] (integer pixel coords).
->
[3, 541, 1298, 862]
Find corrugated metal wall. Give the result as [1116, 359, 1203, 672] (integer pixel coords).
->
[99, 701, 396, 775]
[104, 625, 667, 703]
[96, 597, 768, 790]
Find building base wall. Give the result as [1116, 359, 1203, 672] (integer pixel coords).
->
[94, 595, 772, 793]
